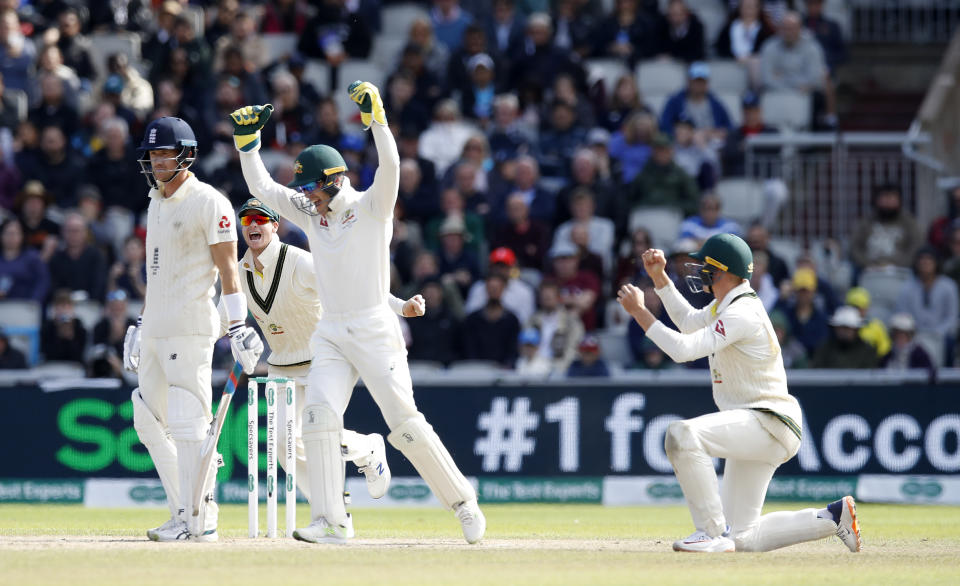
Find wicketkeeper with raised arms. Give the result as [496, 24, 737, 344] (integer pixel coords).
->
[219, 197, 430, 519]
[229, 81, 486, 543]
[618, 233, 861, 553]
[123, 116, 264, 541]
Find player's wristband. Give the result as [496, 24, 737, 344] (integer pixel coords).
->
[223, 292, 248, 323]
[234, 131, 261, 152]
[387, 296, 405, 316]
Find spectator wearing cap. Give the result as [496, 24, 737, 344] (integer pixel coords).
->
[0, 217, 49, 303]
[769, 309, 808, 369]
[895, 247, 959, 366]
[792, 253, 839, 314]
[41, 289, 87, 363]
[592, 0, 659, 64]
[659, 62, 733, 141]
[850, 183, 922, 271]
[515, 327, 552, 377]
[465, 246, 536, 325]
[90, 289, 136, 378]
[880, 313, 935, 374]
[0, 329, 26, 369]
[425, 187, 485, 255]
[608, 111, 656, 184]
[431, 0, 475, 52]
[298, 0, 372, 64]
[510, 13, 585, 93]
[407, 276, 463, 366]
[628, 133, 700, 217]
[552, 187, 616, 275]
[461, 272, 521, 367]
[679, 193, 742, 242]
[47, 212, 107, 303]
[672, 116, 719, 190]
[774, 267, 830, 355]
[15, 181, 60, 262]
[547, 241, 601, 331]
[492, 192, 551, 271]
[0, 10, 37, 98]
[490, 155, 555, 227]
[435, 214, 481, 297]
[447, 25, 496, 100]
[845, 286, 890, 358]
[527, 278, 585, 373]
[601, 74, 653, 133]
[811, 305, 878, 369]
[419, 99, 478, 179]
[459, 53, 498, 124]
[657, 0, 706, 62]
[566, 335, 610, 377]
[721, 92, 779, 177]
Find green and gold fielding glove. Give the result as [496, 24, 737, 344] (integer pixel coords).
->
[230, 104, 274, 151]
[348, 80, 387, 130]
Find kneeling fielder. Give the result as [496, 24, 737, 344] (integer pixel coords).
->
[220, 198, 426, 518]
[618, 233, 861, 553]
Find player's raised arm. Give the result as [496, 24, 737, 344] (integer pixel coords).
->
[230, 105, 308, 230]
[348, 81, 399, 220]
[642, 248, 714, 333]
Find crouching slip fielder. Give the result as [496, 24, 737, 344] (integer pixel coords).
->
[229, 82, 485, 544]
[219, 198, 427, 515]
[618, 233, 860, 553]
[123, 117, 264, 542]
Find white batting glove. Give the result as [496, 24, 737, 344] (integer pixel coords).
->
[229, 323, 264, 374]
[123, 317, 142, 373]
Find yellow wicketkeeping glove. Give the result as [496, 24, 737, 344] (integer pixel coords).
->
[348, 80, 387, 130]
[229, 104, 274, 151]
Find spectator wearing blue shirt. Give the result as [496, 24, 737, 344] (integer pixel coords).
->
[0, 11, 36, 99]
[775, 267, 830, 355]
[679, 193, 742, 242]
[432, 0, 475, 52]
[0, 218, 49, 303]
[660, 62, 733, 141]
[608, 111, 655, 184]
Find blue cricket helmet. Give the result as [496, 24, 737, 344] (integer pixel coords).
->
[137, 116, 198, 189]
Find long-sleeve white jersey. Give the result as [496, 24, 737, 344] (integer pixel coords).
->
[142, 173, 237, 339]
[646, 280, 802, 449]
[218, 237, 408, 366]
[237, 123, 399, 315]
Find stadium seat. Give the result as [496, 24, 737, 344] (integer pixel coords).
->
[408, 360, 445, 380]
[636, 60, 686, 97]
[73, 300, 104, 332]
[687, 0, 729, 46]
[381, 3, 430, 39]
[261, 33, 299, 64]
[585, 58, 630, 95]
[0, 300, 42, 365]
[718, 92, 743, 127]
[715, 178, 765, 226]
[644, 93, 668, 117]
[446, 360, 502, 377]
[333, 59, 385, 126]
[371, 36, 407, 71]
[32, 361, 86, 380]
[707, 60, 749, 95]
[760, 90, 812, 130]
[596, 329, 633, 368]
[629, 206, 684, 249]
[302, 59, 331, 96]
[858, 266, 912, 322]
[90, 32, 141, 79]
[768, 237, 803, 273]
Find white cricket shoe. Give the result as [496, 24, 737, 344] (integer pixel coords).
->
[455, 500, 486, 544]
[146, 516, 180, 541]
[149, 518, 190, 542]
[293, 514, 353, 544]
[835, 496, 861, 552]
[356, 433, 391, 499]
[672, 530, 735, 552]
[188, 529, 219, 542]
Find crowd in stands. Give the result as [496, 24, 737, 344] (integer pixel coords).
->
[0, 0, 957, 381]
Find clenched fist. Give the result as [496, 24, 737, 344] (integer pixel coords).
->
[229, 104, 274, 152]
[348, 81, 387, 130]
[641, 248, 667, 279]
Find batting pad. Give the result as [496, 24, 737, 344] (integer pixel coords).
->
[302, 404, 348, 526]
[131, 389, 181, 517]
[388, 416, 475, 510]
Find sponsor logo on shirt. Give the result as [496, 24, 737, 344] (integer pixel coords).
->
[318, 215, 329, 228]
[341, 208, 357, 227]
[218, 216, 231, 229]
[712, 368, 722, 383]
[714, 320, 726, 337]
[268, 323, 285, 335]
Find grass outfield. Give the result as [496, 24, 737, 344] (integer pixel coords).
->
[2, 503, 959, 586]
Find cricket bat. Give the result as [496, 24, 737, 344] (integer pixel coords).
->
[191, 361, 244, 524]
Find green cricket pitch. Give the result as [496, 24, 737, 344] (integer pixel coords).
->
[2, 503, 958, 585]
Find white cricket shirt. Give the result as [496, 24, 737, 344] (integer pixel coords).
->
[238, 123, 398, 315]
[646, 280, 803, 450]
[141, 173, 237, 338]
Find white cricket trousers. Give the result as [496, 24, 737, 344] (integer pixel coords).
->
[305, 305, 419, 426]
[138, 335, 216, 427]
[665, 409, 835, 552]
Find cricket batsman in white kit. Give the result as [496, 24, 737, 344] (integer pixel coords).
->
[220, 198, 429, 519]
[122, 117, 264, 541]
[618, 233, 861, 553]
[228, 81, 486, 544]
